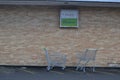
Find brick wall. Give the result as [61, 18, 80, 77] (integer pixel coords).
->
[0, 6, 120, 67]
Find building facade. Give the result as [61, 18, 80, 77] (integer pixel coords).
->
[0, 0, 120, 67]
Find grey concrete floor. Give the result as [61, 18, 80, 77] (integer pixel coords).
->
[0, 67, 120, 80]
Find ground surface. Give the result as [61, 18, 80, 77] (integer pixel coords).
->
[0, 67, 120, 80]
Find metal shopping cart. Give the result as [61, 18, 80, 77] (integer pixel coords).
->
[44, 48, 67, 71]
[76, 48, 98, 72]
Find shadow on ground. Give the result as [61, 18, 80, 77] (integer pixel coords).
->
[0, 67, 120, 80]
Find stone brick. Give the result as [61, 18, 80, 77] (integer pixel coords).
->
[0, 6, 120, 67]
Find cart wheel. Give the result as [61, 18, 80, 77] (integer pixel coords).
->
[62, 67, 65, 70]
[47, 66, 50, 72]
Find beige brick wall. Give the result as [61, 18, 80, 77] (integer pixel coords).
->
[0, 6, 120, 67]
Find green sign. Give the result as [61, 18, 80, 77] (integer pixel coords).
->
[60, 9, 79, 27]
[61, 18, 77, 27]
